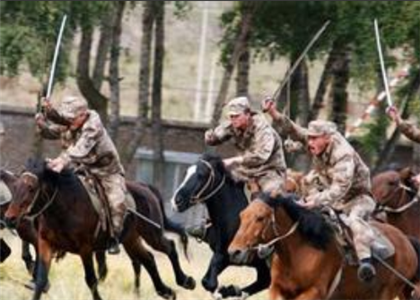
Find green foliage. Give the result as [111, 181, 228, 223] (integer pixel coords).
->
[356, 108, 390, 161]
[0, 1, 114, 85]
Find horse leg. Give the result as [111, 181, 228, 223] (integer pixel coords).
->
[31, 237, 52, 300]
[131, 258, 142, 296]
[22, 241, 35, 274]
[94, 251, 107, 281]
[80, 252, 102, 300]
[124, 236, 175, 300]
[148, 234, 195, 290]
[202, 253, 229, 293]
[234, 261, 271, 298]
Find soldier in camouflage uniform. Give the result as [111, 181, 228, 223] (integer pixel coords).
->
[35, 96, 126, 255]
[205, 96, 287, 195]
[263, 98, 377, 282]
[387, 106, 420, 188]
[188, 96, 287, 239]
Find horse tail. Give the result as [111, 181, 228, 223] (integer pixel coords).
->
[147, 184, 190, 261]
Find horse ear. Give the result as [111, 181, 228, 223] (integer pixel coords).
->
[0, 169, 17, 189]
[399, 167, 414, 182]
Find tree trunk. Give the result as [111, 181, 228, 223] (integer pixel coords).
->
[151, 1, 165, 192]
[108, 1, 125, 141]
[122, 2, 154, 167]
[92, 6, 115, 91]
[329, 44, 351, 134]
[77, 25, 109, 123]
[235, 32, 250, 97]
[290, 57, 311, 171]
[308, 42, 338, 122]
[373, 69, 420, 173]
[211, 3, 256, 127]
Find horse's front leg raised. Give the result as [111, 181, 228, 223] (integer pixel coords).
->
[202, 253, 229, 293]
[32, 237, 52, 300]
[80, 252, 102, 300]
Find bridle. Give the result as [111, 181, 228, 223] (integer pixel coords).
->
[375, 181, 419, 214]
[251, 201, 299, 253]
[190, 159, 226, 204]
[15, 171, 58, 223]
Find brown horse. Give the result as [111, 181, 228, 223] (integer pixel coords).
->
[372, 167, 420, 240]
[228, 193, 420, 300]
[4, 158, 194, 300]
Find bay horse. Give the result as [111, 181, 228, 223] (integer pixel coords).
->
[171, 153, 271, 299]
[228, 193, 420, 300]
[372, 167, 420, 240]
[4, 158, 195, 300]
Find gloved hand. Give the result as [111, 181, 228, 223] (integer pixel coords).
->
[223, 156, 244, 168]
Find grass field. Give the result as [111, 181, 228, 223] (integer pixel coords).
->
[0, 231, 269, 300]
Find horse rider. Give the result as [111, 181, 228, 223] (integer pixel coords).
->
[188, 96, 288, 239]
[387, 106, 420, 188]
[35, 96, 126, 255]
[262, 98, 378, 282]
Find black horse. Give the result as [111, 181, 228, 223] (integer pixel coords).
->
[171, 153, 271, 299]
[4, 158, 195, 300]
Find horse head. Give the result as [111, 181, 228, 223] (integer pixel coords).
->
[171, 153, 232, 212]
[372, 167, 417, 209]
[229, 192, 332, 264]
[4, 158, 50, 228]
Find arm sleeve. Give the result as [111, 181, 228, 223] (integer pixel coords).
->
[399, 120, 420, 143]
[272, 113, 308, 145]
[37, 123, 63, 140]
[242, 128, 275, 167]
[61, 125, 103, 165]
[204, 121, 233, 146]
[312, 155, 355, 206]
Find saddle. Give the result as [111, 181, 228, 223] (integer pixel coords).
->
[75, 169, 135, 239]
[319, 206, 395, 266]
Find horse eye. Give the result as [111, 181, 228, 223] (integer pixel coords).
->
[256, 216, 265, 222]
[388, 180, 398, 186]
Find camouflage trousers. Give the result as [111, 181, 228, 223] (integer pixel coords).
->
[99, 173, 127, 235]
[251, 169, 286, 197]
[337, 195, 376, 261]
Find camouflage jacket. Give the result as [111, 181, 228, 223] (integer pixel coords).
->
[399, 120, 420, 143]
[272, 113, 372, 206]
[38, 110, 124, 177]
[205, 113, 287, 181]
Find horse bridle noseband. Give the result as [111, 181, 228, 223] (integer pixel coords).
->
[190, 160, 226, 204]
[18, 171, 58, 222]
[375, 182, 419, 214]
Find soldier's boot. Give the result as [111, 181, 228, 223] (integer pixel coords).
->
[107, 236, 120, 255]
[357, 257, 376, 283]
[108, 217, 123, 255]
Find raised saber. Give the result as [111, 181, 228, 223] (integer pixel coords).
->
[46, 14, 67, 100]
[374, 19, 392, 108]
[273, 20, 330, 101]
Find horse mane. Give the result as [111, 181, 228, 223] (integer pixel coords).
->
[200, 152, 236, 183]
[260, 192, 333, 250]
[24, 157, 80, 189]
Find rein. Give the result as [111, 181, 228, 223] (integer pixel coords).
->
[191, 159, 226, 204]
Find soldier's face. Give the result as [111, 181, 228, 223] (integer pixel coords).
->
[229, 112, 250, 131]
[308, 134, 330, 156]
[69, 112, 88, 130]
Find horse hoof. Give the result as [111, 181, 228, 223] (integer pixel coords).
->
[218, 285, 241, 298]
[158, 287, 176, 300]
[180, 276, 196, 290]
[24, 280, 50, 293]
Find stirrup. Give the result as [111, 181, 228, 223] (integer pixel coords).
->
[357, 259, 376, 283]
